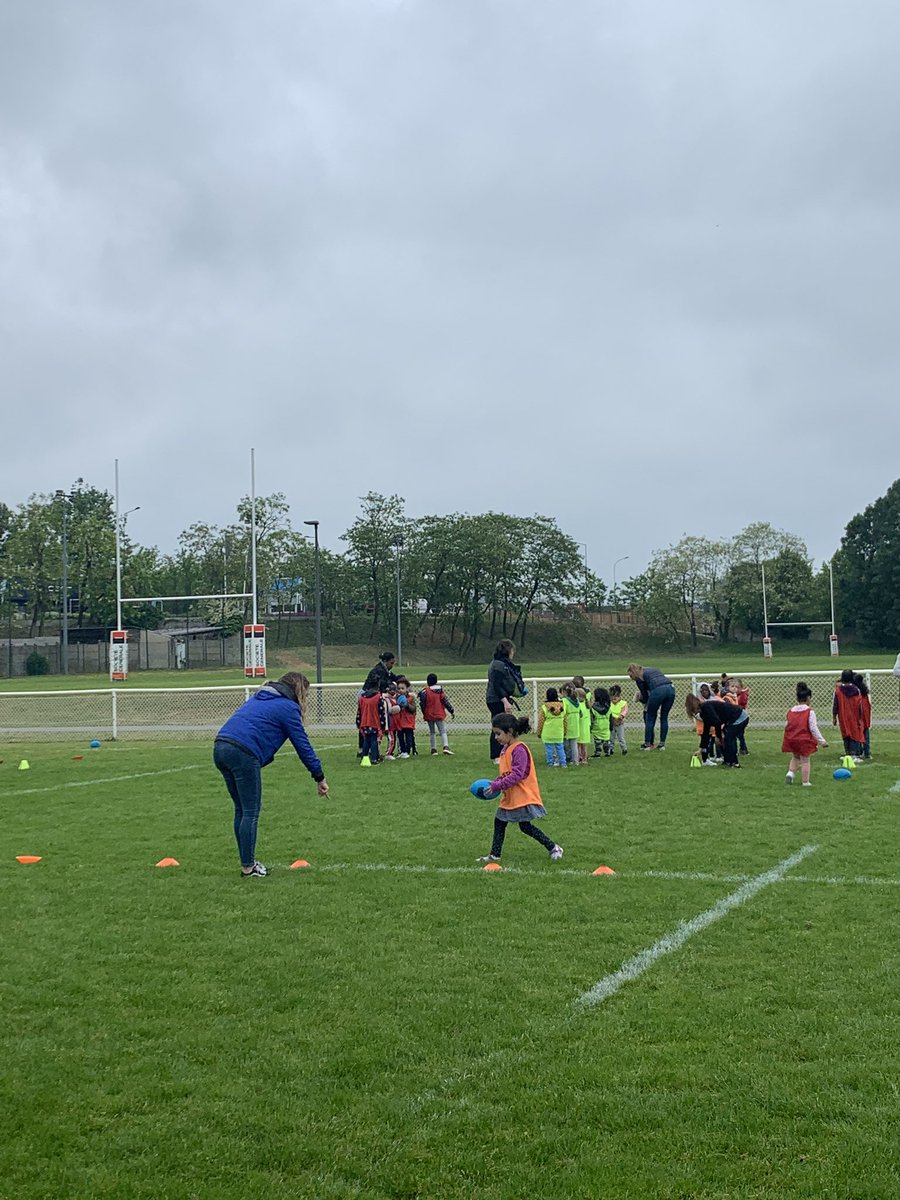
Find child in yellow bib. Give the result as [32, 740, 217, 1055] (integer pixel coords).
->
[478, 714, 564, 865]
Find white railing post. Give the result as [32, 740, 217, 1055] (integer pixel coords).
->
[111, 689, 118, 741]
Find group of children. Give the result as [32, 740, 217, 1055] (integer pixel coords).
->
[689, 675, 751, 766]
[356, 673, 455, 764]
[536, 677, 629, 767]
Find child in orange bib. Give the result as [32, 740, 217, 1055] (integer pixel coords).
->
[478, 714, 564, 865]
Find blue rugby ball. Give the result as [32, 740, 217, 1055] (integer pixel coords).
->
[90, 740, 101, 749]
[833, 768, 852, 781]
[470, 778, 495, 799]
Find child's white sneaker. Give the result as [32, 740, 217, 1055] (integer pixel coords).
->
[550, 844, 564, 861]
[785, 772, 794, 784]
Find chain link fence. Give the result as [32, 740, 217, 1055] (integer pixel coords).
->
[0, 670, 897, 741]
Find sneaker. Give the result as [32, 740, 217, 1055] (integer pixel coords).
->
[785, 772, 794, 784]
[399, 752, 410, 759]
[740, 749, 749, 755]
[802, 782, 812, 787]
[477, 854, 501, 864]
[431, 749, 438, 756]
[703, 758, 720, 767]
[241, 862, 268, 878]
[550, 844, 564, 861]
[657, 744, 666, 751]
[621, 749, 628, 756]
[442, 747, 454, 755]
[385, 754, 396, 761]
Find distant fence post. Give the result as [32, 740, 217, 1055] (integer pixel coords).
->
[111, 689, 118, 741]
[531, 678, 538, 726]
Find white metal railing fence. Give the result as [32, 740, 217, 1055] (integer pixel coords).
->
[0, 670, 897, 741]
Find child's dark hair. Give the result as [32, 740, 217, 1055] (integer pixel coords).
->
[426, 673, 438, 686]
[840, 668, 854, 684]
[491, 713, 530, 738]
[853, 672, 869, 697]
[546, 686, 559, 701]
[593, 686, 611, 711]
[796, 682, 812, 703]
[609, 684, 621, 698]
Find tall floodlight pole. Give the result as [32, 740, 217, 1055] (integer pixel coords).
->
[250, 448, 258, 625]
[58, 491, 69, 674]
[612, 555, 630, 618]
[394, 535, 404, 668]
[56, 477, 83, 674]
[303, 520, 322, 686]
[578, 543, 588, 606]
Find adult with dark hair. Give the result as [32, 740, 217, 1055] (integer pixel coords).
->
[685, 692, 748, 768]
[486, 638, 527, 762]
[628, 663, 676, 750]
[364, 651, 398, 692]
[214, 672, 328, 877]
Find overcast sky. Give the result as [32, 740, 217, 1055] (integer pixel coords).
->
[2, 0, 899, 584]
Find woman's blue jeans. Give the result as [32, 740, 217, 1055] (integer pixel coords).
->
[644, 683, 676, 746]
[214, 738, 262, 867]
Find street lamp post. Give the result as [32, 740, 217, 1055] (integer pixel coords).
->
[612, 555, 630, 620]
[303, 521, 323, 686]
[394, 535, 404, 668]
[578, 543, 588, 607]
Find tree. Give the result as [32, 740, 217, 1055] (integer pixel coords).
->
[835, 479, 900, 646]
[341, 493, 407, 643]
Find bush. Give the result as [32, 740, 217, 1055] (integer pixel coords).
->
[25, 651, 50, 676]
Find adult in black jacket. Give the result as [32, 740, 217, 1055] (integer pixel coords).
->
[364, 652, 398, 692]
[685, 693, 748, 767]
[486, 639, 526, 762]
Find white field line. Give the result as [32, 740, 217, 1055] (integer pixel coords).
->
[0, 764, 205, 798]
[890, 780, 900, 793]
[574, 843, 819, 1008]
[272, 859, 900, 887]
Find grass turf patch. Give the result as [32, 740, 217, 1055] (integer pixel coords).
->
[1, 732, 898, 1198]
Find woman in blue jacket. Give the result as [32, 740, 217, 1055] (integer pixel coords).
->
[214, 672, 329, 877]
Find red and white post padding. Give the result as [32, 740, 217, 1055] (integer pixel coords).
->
[110, 630, 128, 681]
[243, 624, 267, 678]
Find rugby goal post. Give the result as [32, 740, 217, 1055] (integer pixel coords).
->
[112, 451, 265, 680]
[761, 560, 839, 659]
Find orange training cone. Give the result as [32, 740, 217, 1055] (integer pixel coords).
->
[16, 855, 42, 864]
[592, 865, 616, 876]
[155, 857, 180, 868]
[290, 859, 311, 869]
[483, 862, 502, 872]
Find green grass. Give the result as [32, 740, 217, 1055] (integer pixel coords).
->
[2, 643, 897, 693]
[2, 732, 898, 1198]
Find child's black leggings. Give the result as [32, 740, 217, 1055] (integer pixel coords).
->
[491, 817, 555, 859]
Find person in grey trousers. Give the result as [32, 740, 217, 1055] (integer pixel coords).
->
[628, 663, 676, 750]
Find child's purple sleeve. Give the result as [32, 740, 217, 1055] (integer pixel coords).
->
[492, 744, 530, 791]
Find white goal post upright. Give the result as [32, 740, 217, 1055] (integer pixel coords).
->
[111, 451, 264, 681]
[761, 559, 839, 659]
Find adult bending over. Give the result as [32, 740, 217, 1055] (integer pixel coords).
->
[486, 639, 526, 762]
[685, 692, 748, 768]
[214, 671, 328, 877]
[628, 663, 676, 750]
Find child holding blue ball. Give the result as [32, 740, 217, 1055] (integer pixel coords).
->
[477, 714, 563, 865]
[782, 682, 827, 786]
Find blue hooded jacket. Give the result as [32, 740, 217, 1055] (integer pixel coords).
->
[216, 685, 324, 779]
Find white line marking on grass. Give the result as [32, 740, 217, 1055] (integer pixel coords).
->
[272, 859, 900, 888]
[574, 843, 819, 1008]
[0, 764, 205, 798]
[890, 780, 900, 793]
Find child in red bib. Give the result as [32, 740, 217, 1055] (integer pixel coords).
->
[782, 682, 827, 786]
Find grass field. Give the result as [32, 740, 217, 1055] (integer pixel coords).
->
[2, 644, 897, 693]
[3, 728, 899, 1198]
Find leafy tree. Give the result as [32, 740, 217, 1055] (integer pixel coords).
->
[341, 493, 407, 643]
[835, 479, 900, 646]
